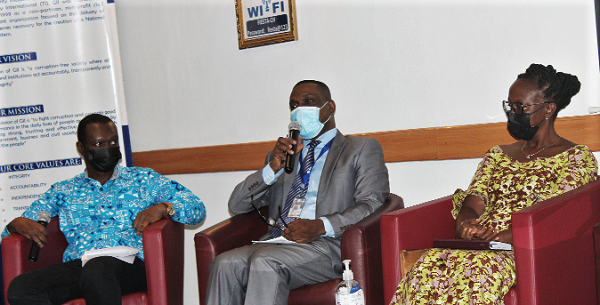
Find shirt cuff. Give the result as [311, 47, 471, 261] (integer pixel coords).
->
[262, 163, 284, 185]
[319, 217, 334, 237]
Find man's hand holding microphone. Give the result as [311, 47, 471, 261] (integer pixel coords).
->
[270, 122, 304, 173]
[7, 212, 51, 262]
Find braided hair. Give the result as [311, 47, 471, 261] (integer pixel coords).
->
[517, 64, 581, 116]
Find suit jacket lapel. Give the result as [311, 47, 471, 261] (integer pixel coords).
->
[316, 131, 346, 208]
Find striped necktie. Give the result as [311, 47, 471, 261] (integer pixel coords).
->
[271, 140, 321, 238]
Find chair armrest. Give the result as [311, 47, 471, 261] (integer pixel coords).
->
[195, 207, 268, 305]
[2, 216, 67, 305]
[380, 195, 454, 304]
[2, 233, 31, 305]
[342, 193, 404, 305]
[143, 218, 184, 305]
[512, 179, 600, 305]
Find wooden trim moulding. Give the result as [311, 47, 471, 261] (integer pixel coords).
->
[132, 114, 600, 175]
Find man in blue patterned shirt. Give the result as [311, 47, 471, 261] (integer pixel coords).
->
[4, 113, 206, 305]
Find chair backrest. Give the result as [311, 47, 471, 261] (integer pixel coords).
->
[341, 193, 404, 305]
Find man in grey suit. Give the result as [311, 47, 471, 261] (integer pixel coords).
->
[205, 80, 390, 305]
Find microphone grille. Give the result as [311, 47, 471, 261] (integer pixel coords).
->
[288, 121, 302, 131]
[37, 211, 51, 223]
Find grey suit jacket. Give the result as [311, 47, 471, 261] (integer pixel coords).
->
[229, 130, 390, 244]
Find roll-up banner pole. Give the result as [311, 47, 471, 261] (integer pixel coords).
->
[0, 0, 131, 236]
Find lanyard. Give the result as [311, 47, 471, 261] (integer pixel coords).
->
[298, 138, 334, 187]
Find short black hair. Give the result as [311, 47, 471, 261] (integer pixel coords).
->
[77, 113, 114, 143]
[294, 80, 332, 101]
[517, 64, 581, 115]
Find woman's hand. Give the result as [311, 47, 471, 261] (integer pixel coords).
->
[493, 228, 513, 244]
[458, 218, 483, 240]
[455, 195, 486, 239]
[458, 219, 499, 241]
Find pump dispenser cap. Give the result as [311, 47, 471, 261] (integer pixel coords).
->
[342, 259, 354, 281]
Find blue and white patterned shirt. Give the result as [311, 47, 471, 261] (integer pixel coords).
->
[2, 165, 206, 262]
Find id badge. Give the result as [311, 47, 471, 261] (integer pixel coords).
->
[287, 197, 306, 218]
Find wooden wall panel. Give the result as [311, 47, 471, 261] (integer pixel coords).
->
[436, 123, 515, 160]
[132, 114, 600, 175]
[357, 128, 439, 163]
[554, 115, 600, 151]
[132, 141, 275, 175]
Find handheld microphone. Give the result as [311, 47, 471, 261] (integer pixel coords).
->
[29, 211, 51, 262]
[284, 121, 302, 174]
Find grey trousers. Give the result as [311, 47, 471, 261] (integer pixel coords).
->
[205, 238, 341, 305]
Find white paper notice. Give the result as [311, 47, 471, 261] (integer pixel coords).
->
[252, 236, 296, 245]
[81, 246, 139, 267]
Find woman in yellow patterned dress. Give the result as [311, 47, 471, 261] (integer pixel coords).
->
[389, 63, 598, 305]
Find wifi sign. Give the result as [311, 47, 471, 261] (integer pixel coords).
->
[246, 1, 285, 18]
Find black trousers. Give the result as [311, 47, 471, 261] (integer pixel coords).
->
[7, 256, 147, 305]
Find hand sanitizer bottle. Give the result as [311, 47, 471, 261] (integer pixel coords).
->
[335, 259, 365, 305]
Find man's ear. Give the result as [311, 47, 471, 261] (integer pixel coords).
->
[328, 100, 336, 115]
[76, 142, 84, 156]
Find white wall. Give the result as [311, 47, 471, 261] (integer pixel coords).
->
[114, 0, 600, 304]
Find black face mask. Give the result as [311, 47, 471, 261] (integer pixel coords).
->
[87, 147, 122, 172]
[507, 113, 539, 140]
[506, 103, 548, 141]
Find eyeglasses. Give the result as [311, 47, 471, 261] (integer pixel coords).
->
[250, 195, 289, 229]
[502, 100, 548, 114]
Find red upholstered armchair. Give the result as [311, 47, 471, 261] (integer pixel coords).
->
[381, 179, 600, 305]
[2, 217, 185, 305]
[195, 194, 403, 305]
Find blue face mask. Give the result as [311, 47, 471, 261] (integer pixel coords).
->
[290, 101, 330, 139]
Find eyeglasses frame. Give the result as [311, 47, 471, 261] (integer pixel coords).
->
[250, 195, 289, 229]
[503, 100, 549, 114]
